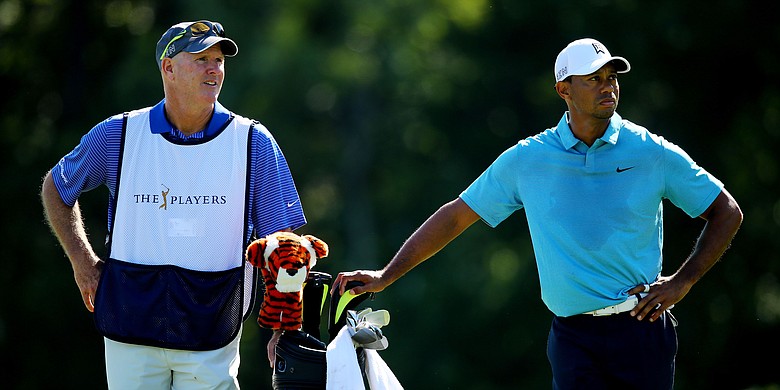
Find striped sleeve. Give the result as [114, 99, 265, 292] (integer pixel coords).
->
[51, 114, 124, 207]
[248, 122, 306, 239]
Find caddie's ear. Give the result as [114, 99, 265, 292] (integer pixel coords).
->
[161, 57, 175, 80]
[245, 238, 267, 268]
[303, 235, 329, 259]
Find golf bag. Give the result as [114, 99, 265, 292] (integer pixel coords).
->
[272, 272, 372, 389]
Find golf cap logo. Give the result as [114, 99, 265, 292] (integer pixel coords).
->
[592, 42, 606, 55]
[556, 66, 568, 81]
[166, 43, 177, 57]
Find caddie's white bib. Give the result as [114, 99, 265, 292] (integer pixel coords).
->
[110, 108, 250, 272]
[95, 108, 257, 350]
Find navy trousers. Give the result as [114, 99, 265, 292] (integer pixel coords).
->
[547, 311, 678, 390]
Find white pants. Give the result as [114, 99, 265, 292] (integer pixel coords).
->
[104, 330, 241, 390]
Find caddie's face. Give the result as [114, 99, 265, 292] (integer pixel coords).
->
[564, 63, 620, 120]
[167, 45, 225, 105]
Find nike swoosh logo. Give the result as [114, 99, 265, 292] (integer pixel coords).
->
[287, 199, 300, 208]
[616, 166, 635, 173]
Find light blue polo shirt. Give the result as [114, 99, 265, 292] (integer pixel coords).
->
[460, 112, 723, 317]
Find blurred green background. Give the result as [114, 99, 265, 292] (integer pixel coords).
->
[3, 0, 779, 388]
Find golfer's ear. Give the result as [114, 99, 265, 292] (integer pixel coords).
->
[555, 81, 569, 99]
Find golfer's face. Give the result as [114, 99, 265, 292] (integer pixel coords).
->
[568, 64, 620, 120]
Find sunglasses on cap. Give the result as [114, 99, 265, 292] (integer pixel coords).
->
[158, 21, 227, 63]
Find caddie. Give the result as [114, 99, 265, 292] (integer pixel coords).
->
[41, 20, 306, 389]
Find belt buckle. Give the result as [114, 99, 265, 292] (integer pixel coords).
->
[592, 305, 619, 316]
[588, 295, 640, 316]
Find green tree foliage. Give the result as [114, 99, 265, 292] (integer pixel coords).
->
[2, 0, 779, 388]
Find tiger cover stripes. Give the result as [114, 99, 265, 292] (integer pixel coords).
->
[246, 232, 329, 330]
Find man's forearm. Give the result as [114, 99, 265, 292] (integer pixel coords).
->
[381, 198, 480, 285]
[674, 190, 743, 287]
[41, 172, 99, 271]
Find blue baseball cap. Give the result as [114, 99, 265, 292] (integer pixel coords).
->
[156, 20, 238, 68]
